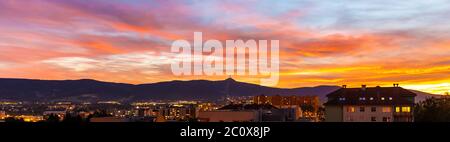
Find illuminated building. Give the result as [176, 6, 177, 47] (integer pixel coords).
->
[97, 101, 121, 105]
[0, 101, 21, 105]
[195, 102, 220, 118]
[43, 110, 67, 120]
[324, 84, 416, 122]
[47, 102, 75, 110]
[134, 103, 197, 121]
[0, 110, 5, 119]
[159, 104, 196, 120]
[196, 103, 219, 112]
[90, 117, 131, 122]
[14, 115, 44, 122]
[253, 95, 319, 118]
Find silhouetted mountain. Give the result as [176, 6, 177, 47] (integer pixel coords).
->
[0, 78, 438, 103]
[133, 78, 339, 102]
[0, 78, 134, 102]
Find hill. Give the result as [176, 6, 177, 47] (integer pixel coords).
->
[0, 78, 438, 103]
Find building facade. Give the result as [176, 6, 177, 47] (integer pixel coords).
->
[197, 104, 299, 122]
[253, 95, 319, 119]
[324, 84, 416, 122]
[0, 110, 5, 120]
[254, 95, 319, 111]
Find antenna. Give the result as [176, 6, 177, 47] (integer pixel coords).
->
[225, 76, 233, 104]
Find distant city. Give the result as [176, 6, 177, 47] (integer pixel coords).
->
[0, 94, 319, 122]
[1, 78, 449, 122]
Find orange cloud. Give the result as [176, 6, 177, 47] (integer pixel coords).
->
[1, 0, 450, 95]
[78, 41, 124, 54]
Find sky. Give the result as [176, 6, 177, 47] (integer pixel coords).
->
[1, 0, 450, 94]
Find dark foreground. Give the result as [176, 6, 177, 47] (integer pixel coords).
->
[0, 122, 446, 141]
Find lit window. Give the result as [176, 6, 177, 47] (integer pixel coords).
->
[395, 107, 401, 112]
[381, 97, 385, 100]
[382, 107, 391, 112]
[389, 97, 393, 100]
[347, 107, 355, 112]
[401, 107, 411, 112]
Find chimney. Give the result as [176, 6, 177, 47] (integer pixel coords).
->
[361, 85, 367, 91]
[342, 85, 347, 88]
[393, 83, 399, 87]
[376, 86, 381, 95]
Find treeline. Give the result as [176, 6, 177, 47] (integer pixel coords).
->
[415, 97, 450, 122]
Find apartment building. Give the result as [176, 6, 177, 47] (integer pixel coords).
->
[324, 84, 416, 122]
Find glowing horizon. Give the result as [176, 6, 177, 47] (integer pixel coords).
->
[1, 0, 450, 95]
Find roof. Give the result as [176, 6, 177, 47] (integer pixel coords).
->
[218, 104, 278, 110]
[324, 87, 416, 106]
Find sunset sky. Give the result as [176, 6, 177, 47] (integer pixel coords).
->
[1, 0, 450, 95]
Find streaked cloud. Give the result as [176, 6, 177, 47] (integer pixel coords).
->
[0, 0, 450, 94]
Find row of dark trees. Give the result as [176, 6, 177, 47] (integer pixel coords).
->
[414, 97, 450, 122]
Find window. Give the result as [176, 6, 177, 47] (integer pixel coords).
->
[382, 107, 391, 112]
[371, 117, 376, 122]
[371, 107, 377, 112]
[360, 107, 365, 112]
[381, 97, 385, 100]
[382, 117, 390, 122]
[347, 107, 355, 112]
[395, 107, 401, 112]
[401, 107, 411, 112]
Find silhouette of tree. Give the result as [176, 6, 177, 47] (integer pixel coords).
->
[317, 106, 326, 122]
[86, 110, 113, 122]
[45, 114, 60, 122]
[92, 110, 112, 117]
[62, 113, 84, 123]
[415, 97, 450, 122]
[300, 104, 314, 113]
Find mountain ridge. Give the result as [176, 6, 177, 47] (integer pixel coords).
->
[0, 78, 439, 103]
